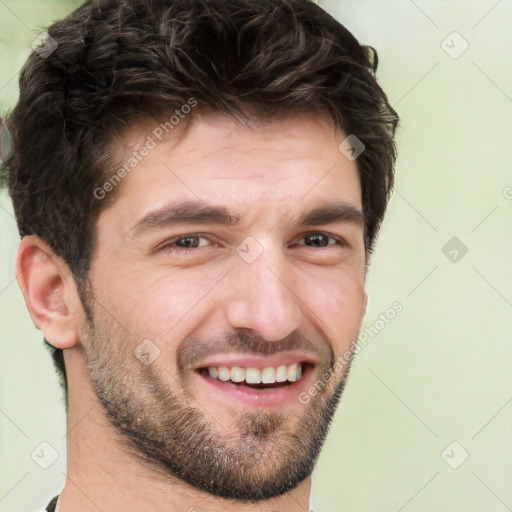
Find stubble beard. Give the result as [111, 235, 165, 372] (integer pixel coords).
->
[81, 297, 354, 501]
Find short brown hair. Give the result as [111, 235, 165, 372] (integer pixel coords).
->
[2, 0, 399, 400]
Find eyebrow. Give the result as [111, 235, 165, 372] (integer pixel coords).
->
[129, 199, 364, 234]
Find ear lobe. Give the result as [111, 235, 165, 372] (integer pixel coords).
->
[15, 235, 82, 350]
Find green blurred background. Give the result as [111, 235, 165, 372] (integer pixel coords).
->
[1, 1, 511, 511]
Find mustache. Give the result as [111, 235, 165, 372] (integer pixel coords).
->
[178, 330, 333, 371]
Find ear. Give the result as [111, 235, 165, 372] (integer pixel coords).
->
[15, 235, 83, 350]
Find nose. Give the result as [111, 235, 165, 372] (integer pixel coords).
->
[226, 246, 302, 342]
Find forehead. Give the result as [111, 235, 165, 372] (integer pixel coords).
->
[104, 108, 362, 227]
[117, 107, 340, 163]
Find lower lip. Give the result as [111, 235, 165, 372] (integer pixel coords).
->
[193, 364, 314, 408]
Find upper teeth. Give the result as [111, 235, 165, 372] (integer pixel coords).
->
[207, 363, 303, 384]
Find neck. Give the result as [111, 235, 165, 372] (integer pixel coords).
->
[58, 347, 312, 512]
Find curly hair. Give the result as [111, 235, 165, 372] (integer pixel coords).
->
[1, 0, 399, 402]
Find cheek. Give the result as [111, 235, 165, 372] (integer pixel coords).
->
[300, 270, 366, 347]
[97, 266, 225, 340]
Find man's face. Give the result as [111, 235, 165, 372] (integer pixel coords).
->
[81, 109, 367, 500]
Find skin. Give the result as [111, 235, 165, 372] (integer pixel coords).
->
[16, 109, 368, 512]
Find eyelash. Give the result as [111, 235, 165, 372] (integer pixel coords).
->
[156, 232, 349, 254]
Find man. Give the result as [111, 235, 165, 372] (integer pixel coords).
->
[2, 0, 398, 510]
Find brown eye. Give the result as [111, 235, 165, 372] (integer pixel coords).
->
[303, 233, 332, 247]
[157, 234, 212, 253]
[176, 235, 202, 248]
[300, 232, 348, 249]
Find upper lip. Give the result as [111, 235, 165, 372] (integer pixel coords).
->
[193, 352, 319, 370]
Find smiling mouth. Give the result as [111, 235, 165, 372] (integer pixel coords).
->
[196, 362, 312, 390]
